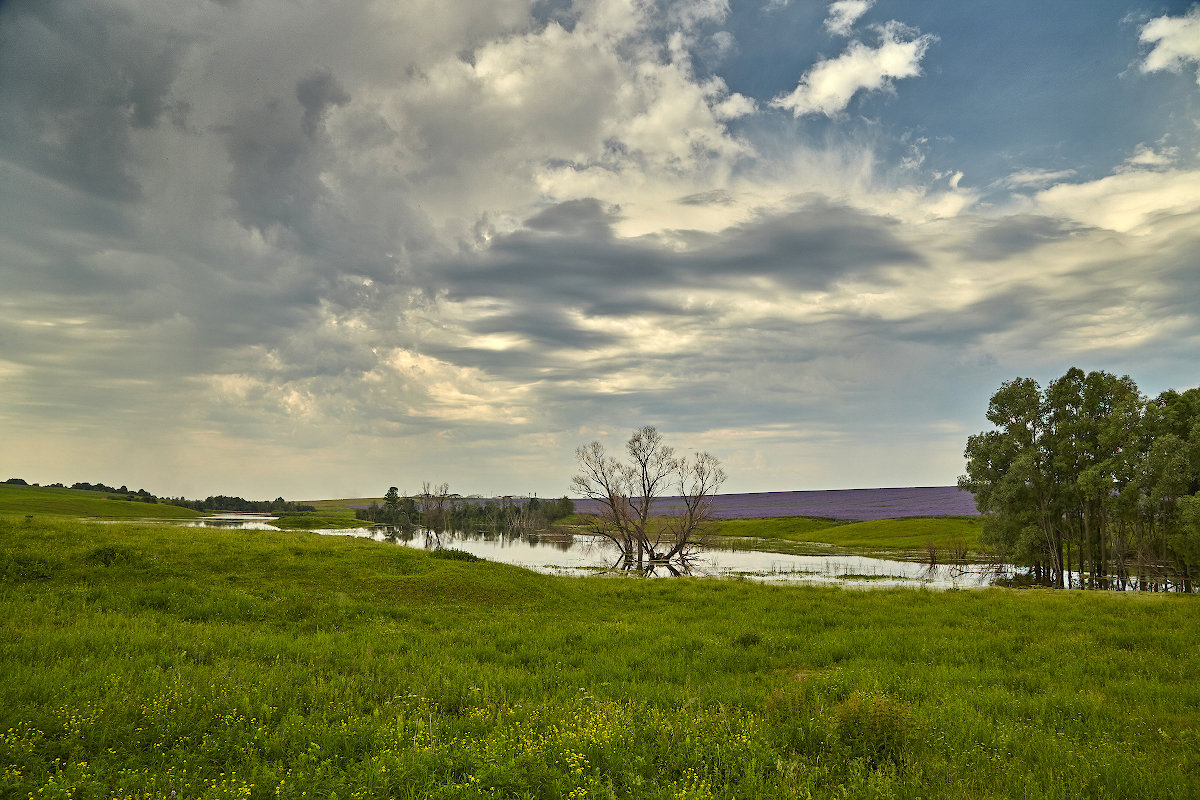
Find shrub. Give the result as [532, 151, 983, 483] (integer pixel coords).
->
[83, 545, 142, 567]
[834, 691, 912, 766]
[430, 548, 483, 562]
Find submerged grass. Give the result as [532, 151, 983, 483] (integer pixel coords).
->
[270, 512, 365, 530]
[2, 515, 1198, 799]
[710, 516, 983, 559]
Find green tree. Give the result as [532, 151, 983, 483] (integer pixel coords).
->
[963, 368, 1200, 591]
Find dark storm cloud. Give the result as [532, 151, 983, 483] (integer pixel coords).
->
[865, 288, 1039, 346]
[296, 70, 351, 138]
[0, 0, 186, 201]
[443, 196, 922, 318]
[965, 214, 1082, 261]
[223, 101, 332, 246]
[466, 310, 622, 350]
[523, 198, 616, 238]
[677, 189, 736, 206]
[690, 202, 923, 287]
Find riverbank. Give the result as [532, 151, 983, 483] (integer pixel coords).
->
[2, 515, 1197, 799]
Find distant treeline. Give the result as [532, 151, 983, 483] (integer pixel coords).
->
[961, 368, 1200, 591]
[357, 486, 574, 533]
[4, 478, 315, 513]
[161, 496, 317, 513]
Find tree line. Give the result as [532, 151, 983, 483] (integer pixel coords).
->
[959, 367, 1200, 591]
[356, 483, 574, 534]
[162, 495, 317, 513]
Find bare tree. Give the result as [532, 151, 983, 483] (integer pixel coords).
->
[420, 481, 451, 532]
[572, 426, 726, 571]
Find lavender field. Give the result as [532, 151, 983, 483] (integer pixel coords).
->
[574, 485, 979, 522]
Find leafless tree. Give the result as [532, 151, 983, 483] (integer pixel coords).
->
[420, 481, 451, 532]
[571, 426, 726, 571]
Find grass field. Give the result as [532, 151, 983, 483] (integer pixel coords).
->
[708, 516, 983, 557]
[2, 514, 1197, 799]
[0, 484, 203, 520]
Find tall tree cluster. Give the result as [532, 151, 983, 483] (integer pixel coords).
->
[355, 485, 574, 534]
[959, 368, 1200, 591]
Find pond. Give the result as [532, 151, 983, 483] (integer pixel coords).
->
[177, 516, 1003, 589]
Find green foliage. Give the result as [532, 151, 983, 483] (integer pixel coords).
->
[429, 547, 484, 562]
[961, 369, 1200, 589]
[834, 691, 913, 766]
[356, 489, 575, 534]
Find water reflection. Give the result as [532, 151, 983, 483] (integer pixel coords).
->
[178, 514, 280, 531]
[163, 516, 1004, 588]
[320, 525, 1003, 589]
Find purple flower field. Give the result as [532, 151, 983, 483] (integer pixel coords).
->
[573, 486, 979, 522]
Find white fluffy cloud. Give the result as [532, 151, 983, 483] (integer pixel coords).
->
[772, 22, 935, 117]
[825, 0, 874, 37]
[1140, 6, 1200, 84]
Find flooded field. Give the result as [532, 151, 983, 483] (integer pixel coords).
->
[179, 516, 1001, 589]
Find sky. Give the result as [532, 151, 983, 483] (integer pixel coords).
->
[1, 0, 1199, 501]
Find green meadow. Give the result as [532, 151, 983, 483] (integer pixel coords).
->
[3, 512, 1198, 800]
[0, 484, 203, 520]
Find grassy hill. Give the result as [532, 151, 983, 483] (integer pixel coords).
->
[2, 514, 1197, 799]
[0, 483, 203, 519]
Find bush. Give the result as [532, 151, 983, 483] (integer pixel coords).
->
[429, 548, 483, 562]
[83, 545, 142, 567]
[834, 691, 912, 766]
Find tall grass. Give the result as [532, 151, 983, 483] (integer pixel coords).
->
[2, 515, 1197, 799]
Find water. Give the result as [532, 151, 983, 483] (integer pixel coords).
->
[174, 517, 999, 588]
[177, 514, 280, 530]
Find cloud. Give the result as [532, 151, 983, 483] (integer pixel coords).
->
[825, 0, 874, 37]
[1139, 6, 1200, 84]
[772, 22, 936, 117]
[296, 70, 351, 138]
[0, 2, 188, 201]
[1118, 142, 1179, 171]
[1, 0, 1198, 498]
[1001, 168, 1078, 189]
[963, 215, 1082, 261]
[1034, 164, 1200, 232]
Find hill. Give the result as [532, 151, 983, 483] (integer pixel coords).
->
[0, 483, 202, 519]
